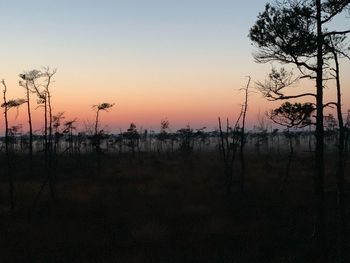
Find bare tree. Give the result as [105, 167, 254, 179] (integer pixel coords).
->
[19, 70, 41, 175]
[123, 122, 141, 158]
[1, 80, 25, 214]
[218, 116, 241, 196]
[92, 102, 114, 171]
[41, 67, 57, 154]
[52, 112, 65, 155]
[157, 119, 170, 155]
[239, 76, 251, 192]
[326, 35, 350, 262]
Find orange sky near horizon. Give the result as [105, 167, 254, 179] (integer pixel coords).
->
[1, 1, 349, 134]
[2, 60, 350, 135]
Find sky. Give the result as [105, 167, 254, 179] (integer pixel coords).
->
[0, 0, 349, 133]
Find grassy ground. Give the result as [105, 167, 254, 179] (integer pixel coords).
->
[0, 150, 349, 262]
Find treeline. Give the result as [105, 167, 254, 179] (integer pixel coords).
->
[2, 118, 350, 155]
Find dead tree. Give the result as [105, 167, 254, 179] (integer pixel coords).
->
[239, 76, 251, 192]
[19, 70, 41, 176]
[28, 68, 58, 209]
[123, 123, 141, 158]
[32, 68, 57, 202]
[41, 68, 56, 155]
[1, 80, 25, 214]
[157, 119, 170, 156]
[218, 116, 241, 196]
[92, 102, 114, 171]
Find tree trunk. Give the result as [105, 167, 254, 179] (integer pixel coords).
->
[26, 85, 33, 176]
[314, 0, 326, 251]
[2, 81, 14, 214]
[239, 77, 250, 192]
[280, 133, 294, 193]
[333, 49, 346, 263]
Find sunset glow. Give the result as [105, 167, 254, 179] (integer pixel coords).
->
[1, 0, 349, 133]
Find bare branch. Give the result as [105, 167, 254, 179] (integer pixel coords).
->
[323, 29, 350, 37]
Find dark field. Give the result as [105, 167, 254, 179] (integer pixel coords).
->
[0, 151, 349, 262]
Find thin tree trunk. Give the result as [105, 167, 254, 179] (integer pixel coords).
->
[47, 91, 53, 153]
[94, 110, 101, 171]
[239, 76, 250, 192]
[46, 92, 56, 202]
[332, 49, 346, 263]
[44, 97, 48, 154]
[218, 117, 231, 195]
[280, 133, 294, 193]
[314, 0, 326, 250]
[26, 84, 33, 176]
[2, 81, 14, 214]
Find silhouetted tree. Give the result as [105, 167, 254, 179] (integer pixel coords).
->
[123, 123, 140, 158]
[176, 125, 195, 160]
[92, 102, 114, 171]
[1, 80, 25, 214]
[30, 68, 57, 202]
[41, 67, 56, 154]
[19, 70, 41, 175]
[253, 112, 269, 153]
[250, 0, 350, 249]
[63, 119, 77, 156]
[218, 117, 241, 195]
[239, 76, 251, 192]
[52, 112, 65, 155]
[267, 102, 315, 192]
[326, 35, 350, 262]
[157, 119, 170, 155]
[194, 127, 208, 152]
[268, 102, 315, 129]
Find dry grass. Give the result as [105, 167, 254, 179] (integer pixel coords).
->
[0, 150, 348, 262]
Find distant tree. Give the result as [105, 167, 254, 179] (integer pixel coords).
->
[52, 112, 65, 155]
[19, 69, 41, 175]
[239, 76, 251, 192]
[1, 80, 26, 213]
[41, 67, 57, 154]
[63, 119, 77, 156]
[218, 117, 241, 195]
[194, 127, 208, 152]
[324, 114, 337, 132]
[268, 102, 315, 129]
[140, 129, 148, 153]
[32, 68, 57, 201]
[92, 102, 114, 171]
[93, 103, 114, 136]
[19, 67, 57, 191]
[157, 119, 170, 155]
[123, 122, 140, 158]
[253, 112, 269, 153]
[26, 68, 57, 156]
[26, 68, 59, 207]
[176, 125, 195, 160]
[267, 101, 315, 192]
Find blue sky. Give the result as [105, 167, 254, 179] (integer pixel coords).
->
[0, 0, 349, 131]
[0, 0, 266, 64]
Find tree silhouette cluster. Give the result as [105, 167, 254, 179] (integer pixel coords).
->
[250, 0, 350, 259]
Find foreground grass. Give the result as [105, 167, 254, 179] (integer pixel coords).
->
[0, 150, 349, 262]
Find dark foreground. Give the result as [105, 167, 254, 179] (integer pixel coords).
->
[0, 151, 349, 262]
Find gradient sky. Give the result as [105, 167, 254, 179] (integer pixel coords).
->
[0, 0, 349, 133]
